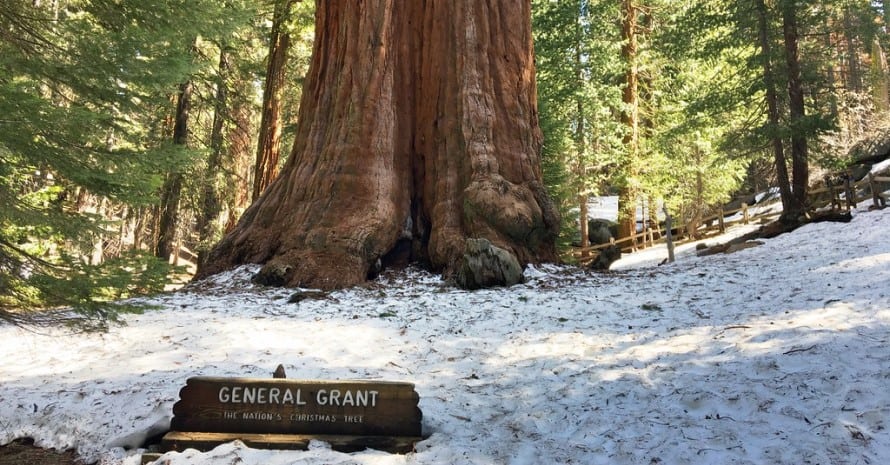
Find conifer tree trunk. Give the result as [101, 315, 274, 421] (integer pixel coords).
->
[226, 74, 255, 233]
[155, 79, 192, 260]
[755, 0, 793, 216]
[252, 0, 295, 201]
[199, 0, 559, 289]
[782, 1, 809, 221]
[825, 25, 839, 119]
[871, 39, 889, 112]
[575, 56, 589, 256]
[843, 9, 862, 93]
[579, 195, 590, 256]
[618, 0, 640, 244]
[196, 48, 231, 266]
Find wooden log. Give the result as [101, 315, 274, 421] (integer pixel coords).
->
[161, 431, 422, 454]
[141, 453, 162, 465]
[809, 210, 853, 223]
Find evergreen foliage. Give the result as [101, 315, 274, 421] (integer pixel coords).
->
[0, 0, 249, 327]
[533, 0, 625, 246]
[534, 0, 887, 249]
[643, 2, 755, 228]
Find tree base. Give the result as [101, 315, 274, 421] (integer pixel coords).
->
[196, 1, 559, 290]
[454, 239, 525, 290]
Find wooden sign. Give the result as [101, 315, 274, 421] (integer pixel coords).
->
[161, 376, 423, 454]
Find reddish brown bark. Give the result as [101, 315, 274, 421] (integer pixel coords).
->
[755, 0, 793, 217]
[196, 47, 230, 266]
[155, 79, 192, 261]
[617, 0, 639, 243]
[225, 77, 254, 233]
[198, 0, 559, 289]
[781, 1, 809, 221]
[252, 0, 295, 201]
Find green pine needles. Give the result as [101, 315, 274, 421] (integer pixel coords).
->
[0, 0, 235, 328]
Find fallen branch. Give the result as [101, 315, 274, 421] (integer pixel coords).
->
[783, 345, 817, 355]
[698, 209, 853, 256]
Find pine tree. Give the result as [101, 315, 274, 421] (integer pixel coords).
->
[669, 0, 851, 223]
[0, 0, 248, 327]
[532, 0, 624, 252]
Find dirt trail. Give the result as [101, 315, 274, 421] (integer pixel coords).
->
[0, 439, 80, 465]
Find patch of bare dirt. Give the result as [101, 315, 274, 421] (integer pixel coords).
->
[0, 438, 82, 465]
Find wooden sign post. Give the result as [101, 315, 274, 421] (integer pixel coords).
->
[161, 376, 423, 454]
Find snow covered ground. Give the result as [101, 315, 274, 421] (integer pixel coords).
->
[1, 204, 889, 465]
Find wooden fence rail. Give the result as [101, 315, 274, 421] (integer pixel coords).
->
[570, 172, 889, 264]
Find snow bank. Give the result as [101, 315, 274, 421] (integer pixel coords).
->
[1, 206, 888, 465]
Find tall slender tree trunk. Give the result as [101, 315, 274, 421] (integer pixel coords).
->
[198, 1, 559, 290]
[225, 73, 255, 233]
[575, 44, 589, 257]
[196, 47, 231, 267]
[872, 39, 889, 112]
[155, 79, 192, 260]
[618, 0, 639, 244]
[825, 26, 839, 118]
[782, 1, 809, 221]
[755, 0, 793, 215]
[253, 0, 295, 201]
[843, 9, 862, 93]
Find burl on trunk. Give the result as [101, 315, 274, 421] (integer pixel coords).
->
[197, 0, 559, 290]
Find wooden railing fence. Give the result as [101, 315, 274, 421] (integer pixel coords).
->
[571, 172, 890, 264]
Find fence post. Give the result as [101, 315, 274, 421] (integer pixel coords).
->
[830, 183, 840, 210]
[742, 203, 749, 224]
[173, 237, 181, 266]
[844, 174, 856, 210]
[663, 205, 675, 264]
[870, 173, 880, 208]
[718, 207, 725, 233]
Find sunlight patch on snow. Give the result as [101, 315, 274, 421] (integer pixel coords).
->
[871, 158, 890, 174]
[611, 223, 763, 270]
[487, 328, 720, 385]
[0, 330, 111, 381]
[815, 252, 890, 273]
[616, 328, 714, 359]
[1, 206, 889, 464]
[490, 332, 628, 363]
[722, 302, 885, 359]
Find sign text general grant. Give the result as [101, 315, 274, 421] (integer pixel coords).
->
[217, 385, 380, 408]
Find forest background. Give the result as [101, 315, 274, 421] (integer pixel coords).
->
[2, 0, 888, 325]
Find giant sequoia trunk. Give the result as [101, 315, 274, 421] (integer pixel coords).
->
[197, 1, 559, 289]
